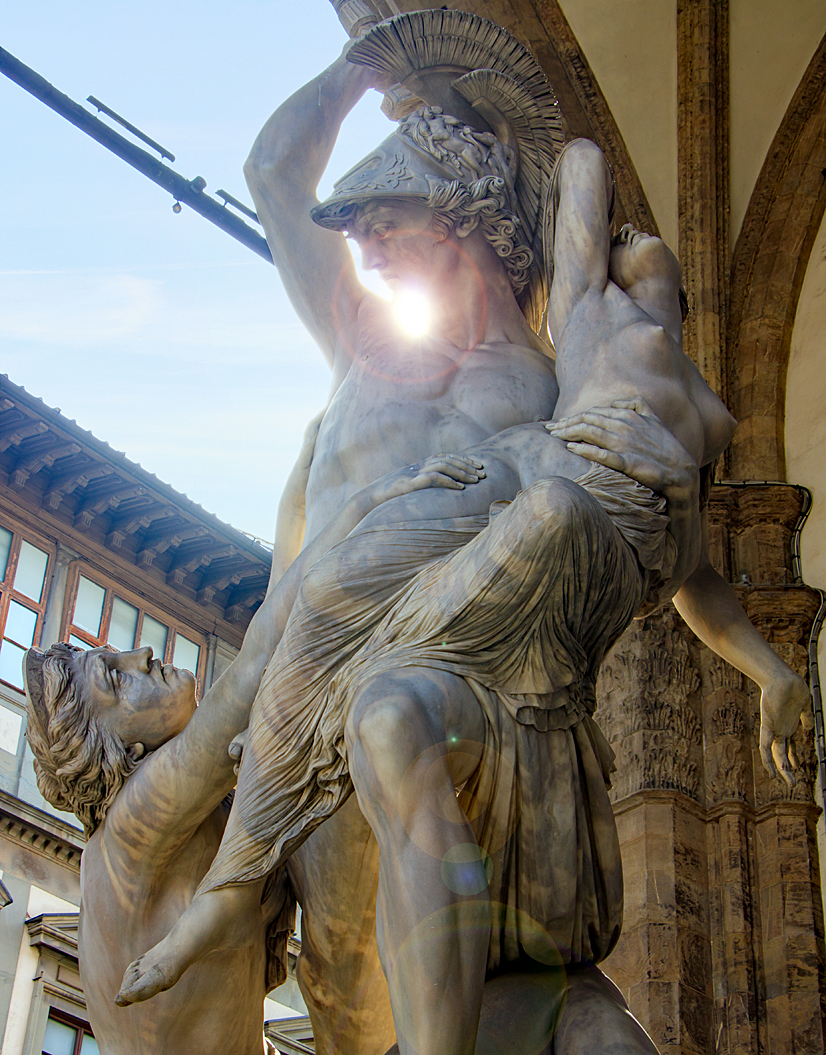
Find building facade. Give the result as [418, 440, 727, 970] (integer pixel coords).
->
[0, 374, 309, 1053]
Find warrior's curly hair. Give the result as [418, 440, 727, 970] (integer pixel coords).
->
[24, 643, 139, 836]
[427, 176, 534, 297]
[344, 177, 535, 298]
[396, 107, 534, 295]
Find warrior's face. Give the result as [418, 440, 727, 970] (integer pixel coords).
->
[347, 199, 455, 293]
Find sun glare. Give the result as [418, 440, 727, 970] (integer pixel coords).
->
[347, 242, 431, 335]
[394, 289, 431, 337]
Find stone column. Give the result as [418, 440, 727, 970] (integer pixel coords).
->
[39, 542, 78, 647]
[599, 484, 826, 1055]
[676, 0, 730, 405]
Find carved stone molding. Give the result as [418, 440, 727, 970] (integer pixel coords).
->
[0, 790, 84, 873]
[598, 606, 704, 802]
[706, 687, 752, 804]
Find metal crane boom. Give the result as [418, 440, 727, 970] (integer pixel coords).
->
[0, 45, 273, 264]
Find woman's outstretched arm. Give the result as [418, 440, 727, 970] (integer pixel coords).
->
[674, 558, 813, 786]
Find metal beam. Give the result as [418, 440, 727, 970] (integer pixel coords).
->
[0, 45, 274, 263]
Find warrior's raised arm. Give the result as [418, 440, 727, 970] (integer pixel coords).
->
[244, 51, 385, 376]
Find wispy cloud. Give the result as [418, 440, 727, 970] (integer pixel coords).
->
[1, 273, 160, 343]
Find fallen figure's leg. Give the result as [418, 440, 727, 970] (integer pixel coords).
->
[115, 881, 265, 1005]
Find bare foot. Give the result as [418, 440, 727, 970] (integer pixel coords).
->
[115, 884, 262, 1006]
[116, 945, 181, 1005]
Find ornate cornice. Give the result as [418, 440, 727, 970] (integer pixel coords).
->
[0, 375, 271, 641]
[26, 911, 79, 958]
[612, 786, 820, 827]
[0, 790, 84, 873]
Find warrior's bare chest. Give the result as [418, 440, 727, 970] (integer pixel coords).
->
[339, 342, 558, 428]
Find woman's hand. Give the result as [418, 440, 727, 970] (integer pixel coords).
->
[545, 397, 698, 502]
[760, 672, 815, 787]
[367, 454, 485, 507]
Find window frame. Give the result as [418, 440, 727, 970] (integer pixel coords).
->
[42, 1007, 96, 1055]
[61, 564, 206, 689]
[0, 516, 55, 691]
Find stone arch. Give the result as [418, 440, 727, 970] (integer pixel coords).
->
[727, 31, 826, 480]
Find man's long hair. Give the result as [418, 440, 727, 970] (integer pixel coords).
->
[24, 643, 139, 836]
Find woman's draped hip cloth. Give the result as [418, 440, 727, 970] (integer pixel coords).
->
[197, 467, 675, 963]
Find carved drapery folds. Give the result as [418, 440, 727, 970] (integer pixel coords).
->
[598, 483, 825, 1054]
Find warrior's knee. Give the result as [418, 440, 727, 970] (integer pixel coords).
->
[345, 676, 429, 801]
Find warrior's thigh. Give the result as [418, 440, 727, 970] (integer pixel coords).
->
[344, 667, 487, 818]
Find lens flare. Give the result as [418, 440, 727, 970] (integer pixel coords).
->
[394, 289, 430, 336]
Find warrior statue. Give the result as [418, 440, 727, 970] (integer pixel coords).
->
[26, 11, 812, 1055]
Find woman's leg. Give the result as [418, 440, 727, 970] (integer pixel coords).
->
[115, 880, 266, 1004]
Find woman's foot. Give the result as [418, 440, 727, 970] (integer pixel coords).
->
[115, 885, 259, 1005]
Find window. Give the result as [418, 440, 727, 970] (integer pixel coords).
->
[64, 570, 204, 685]
[42, 1010, 98, 1055]
[0, 522, 53, 689]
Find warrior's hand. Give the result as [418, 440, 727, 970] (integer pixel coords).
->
[546, 397, 698, 501]
[340, 41, 396, 93]
[759, 672, 815, 787]
[368, 454, 485, 507]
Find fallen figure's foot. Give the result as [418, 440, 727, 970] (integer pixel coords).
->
[115, 884, 261, 1006]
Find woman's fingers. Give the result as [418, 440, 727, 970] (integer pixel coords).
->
[772, 737, 797, 788]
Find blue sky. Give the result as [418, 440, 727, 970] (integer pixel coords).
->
[1, 1, 390, 540]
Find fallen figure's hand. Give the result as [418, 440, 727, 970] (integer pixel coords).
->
[228, 728, 249, 777]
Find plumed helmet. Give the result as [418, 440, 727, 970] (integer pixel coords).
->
[312, 9, 564, 333]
